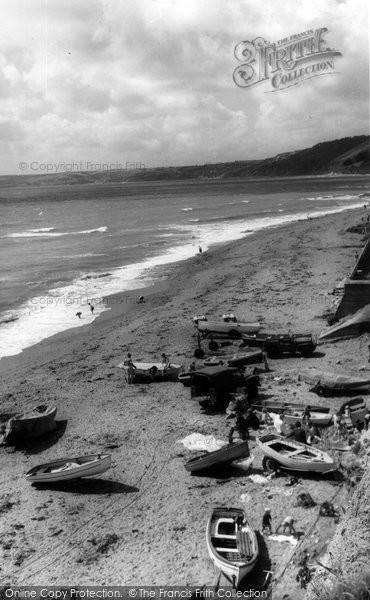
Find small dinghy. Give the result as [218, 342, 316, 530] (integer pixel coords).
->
[26, 453, 111, 483]
[257, 433, 336, 474]
[185, 440, 250, 473]
[206, 507, 259, 587]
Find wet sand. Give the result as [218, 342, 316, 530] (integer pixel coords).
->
[0, 207, 369, 597]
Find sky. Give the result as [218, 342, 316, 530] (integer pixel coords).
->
[0, 0, 369, 175]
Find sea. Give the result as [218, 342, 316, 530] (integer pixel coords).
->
[1, 175, 370, 359]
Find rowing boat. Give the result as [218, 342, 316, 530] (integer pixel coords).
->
[185, 440, 250, 473]
[206, 507, 259, 587]
[197, 320, 261, 336]
[26, 453, 112, 483]
[257, 432, 336, 474]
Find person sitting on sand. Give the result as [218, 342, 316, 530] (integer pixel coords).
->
[188, 360, 196, 372]
[161, 353, 170, 368]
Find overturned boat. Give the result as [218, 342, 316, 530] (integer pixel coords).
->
[206, 507, 259, 587]
[257, 432, 336, 474]
[0, 405, 57, 445]
[26, 453, 112, 483]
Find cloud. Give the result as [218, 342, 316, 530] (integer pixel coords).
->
[0, 0, 368, 174]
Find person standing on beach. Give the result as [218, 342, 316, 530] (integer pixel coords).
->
[161, 353, 170, 368]
[126, 353, 137, 384]
[76, 311, 82, 319]
[198, 245, 202, 254]
[262, 508, 272, 535]
[88, 302, 94, 314]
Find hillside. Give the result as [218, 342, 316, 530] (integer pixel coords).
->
[1, 135, 369, 187]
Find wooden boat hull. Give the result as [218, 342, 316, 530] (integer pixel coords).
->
[117, 361, 182, 382]
[206, 507, 259, 587]
[257, 433, 336, 474]
[26, 454, 112, 483]
[197, 321, 261, 336]
[258, 400, 330, 414]
[1, 405, 57, 444]
[185, 440, 250, 473]
[282, 410, 332, 427]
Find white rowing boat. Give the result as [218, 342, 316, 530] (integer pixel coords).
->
[206, 507, 259, 587]
[257, 432, 336, 474]
[26, 453, 111, 483]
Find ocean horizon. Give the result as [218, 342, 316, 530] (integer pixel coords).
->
[1, 174, 369, 359]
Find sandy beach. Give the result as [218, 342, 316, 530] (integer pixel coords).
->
[0, 207, 369, 597]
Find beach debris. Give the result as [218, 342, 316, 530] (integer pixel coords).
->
[178, 433, 227, 452]
[296, 492, 316, 508]
[249, 474, 270, 485]
[269, 534, 298, 546]
[233, 455, 255, 471]
[265, 486, 293, 497]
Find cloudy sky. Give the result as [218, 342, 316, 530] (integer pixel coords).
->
[0, 0, 368, 175]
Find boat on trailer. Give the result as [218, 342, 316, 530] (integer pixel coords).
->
[26, 453, 112, 483]
[257, 432, 336, 474]
[185, 440, 250, 473]
[206, 507, 259, 587]
[197, 320, 261, 337]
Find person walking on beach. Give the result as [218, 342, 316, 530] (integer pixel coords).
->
[88, 302, 94, 314]
[198, 245, 202, 254]
[262, 508, 272, 535]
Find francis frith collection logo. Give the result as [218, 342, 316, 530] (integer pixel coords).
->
[233, 27, 342, 91]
